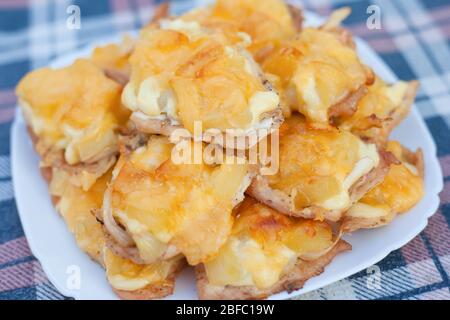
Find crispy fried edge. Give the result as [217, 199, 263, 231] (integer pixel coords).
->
[195, 240, 351, 300]
[130, 107, 283, 150]
[351, 80, 419, 146]
[27, 125, 118, 179]
[111, 257, 186, 300]
[342, 145, 424, 233]
[127, 51, 284, 150]
[287, 4, 303, 32]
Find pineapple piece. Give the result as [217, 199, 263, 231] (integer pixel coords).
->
[263, 28, 372, 124]
[266, 114, 379, 213]
[344, 141, 424, 232]
[338, 77, 418, 144]
[16, 59, 129, 168]
[123, 18, 280, 136]
[108, 136, 254, 265]
[367, 141, 424, 213]
[204, 198, 333, 289]
[91, 35, 135, 85]
[181, 0, 300, 62]
[49, 169, 109, 263]
[104, 247, 183, 292]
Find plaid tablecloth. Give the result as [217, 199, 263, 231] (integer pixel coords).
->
[0, 0, 449, 300]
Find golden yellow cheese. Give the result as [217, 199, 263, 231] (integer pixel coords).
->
[124, 20, 279, 133]
[49, 168, 183, 292]
[339, 77, 411, 140]
[204, 198, 333, 289]
[103, 247, 182, 291]
[49, 169, 110, 263]
[110, 136, 253, 265]
[91, 35, 134, 75]
[181, 0, 298, 62]
[267, 114, 379, 212]
[263, 28, 370, 124]
[353, 141, 424, 216]
[16, 59, 129, 165]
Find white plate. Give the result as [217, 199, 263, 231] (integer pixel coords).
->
[11, 12, 443, 300]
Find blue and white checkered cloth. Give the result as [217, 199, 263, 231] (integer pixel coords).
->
[0, 0, 449, 300]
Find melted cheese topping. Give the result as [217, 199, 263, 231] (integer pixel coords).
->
[91, 35, 134, 75]
[110, 136, 252, 265]
[124, 20, 278, 133]
[16, 59, 129, 165]
[181, 0, 298, 62]
[104, 247, 182, 291]
[267, 115, 379, 212]
[49, 168, 182, 292]
[263, 28, 370, 125]
[350, 141, 424, 217]
[49, 169, 110, 262]
[346, 202, 390, 218]
[339, 77, 410, 139]
[204, 199, 333, 289]
[160, 19, 205, 40]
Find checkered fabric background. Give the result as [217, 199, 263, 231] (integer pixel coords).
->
[0, 0, 449, 300]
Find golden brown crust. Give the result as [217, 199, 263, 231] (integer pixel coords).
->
[195, 240, 351, 300]
[130, 107, 283, 150]
[342, 213, 395, 233]
[27, 125, 117, 191]
[145, 2, 170, 28]
[353, 80, 419, 146]
[342, 145, 423, 233]
[103, 69, 129, 86]
[247, 147, 392, 221]
[347, 148, 396, 203]
[329, 85, 368, 120]
[112, 258, 186, 300]
[287, 4, 303, 32]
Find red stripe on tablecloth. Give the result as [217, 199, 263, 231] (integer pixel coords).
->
[439, 181, 450, 205]
[109, 0, 131, 13]
[0, 89, 16, 107]
[0, 261, 47, 292]
[416, 5, 450, 28]
[440, 155, 450, 178]
[0, 107, 15, 123]
[348, 23, 389, 39]
[0, 0, 30, 9]
[441, 22, 450, 39]
[424, 210, 450, 257]
[366, 37, 398, 54]
[0, 237, 32, 265]
[136, 0, 152, 9]
[401, 233, 430, 264]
